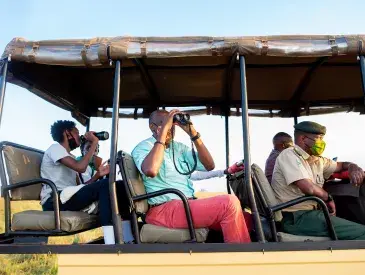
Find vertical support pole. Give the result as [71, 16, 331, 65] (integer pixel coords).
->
[224, 112, 231, 194]
[239, 55, 265, 243]
[0, 148, 11, 236]
[0, 58, 9, 128]
[86, 118, 90, 132]
[109, 60, 123, 244]
[359, 56, 365, 112]
[294, 116, 298, 125]
[0, 58, 10, 236]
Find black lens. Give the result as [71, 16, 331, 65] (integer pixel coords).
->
[94, 131, 109, 141]
[173, 113, 190, 125]
[173, 113, 181, 123]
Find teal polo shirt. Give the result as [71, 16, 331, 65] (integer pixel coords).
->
[131, 136, 206, 205]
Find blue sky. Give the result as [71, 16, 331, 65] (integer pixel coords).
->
[1, 0, 365, 191]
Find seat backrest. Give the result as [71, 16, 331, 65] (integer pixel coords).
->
[118, 150, 149, 214]
[228, 170, 250, 209]
[1, 142, 44, 200]
[251, 163, 283, 221]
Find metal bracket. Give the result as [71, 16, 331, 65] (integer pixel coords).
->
[140, 38, 147, 58]
[28, 43, 39, 62]
[305, 103, 310, 116]
[329, 39, 339, 56]
[209, 37, 219, 56]
[81, 43, 91, 66]
[261, 40, 269, 56]
[358, 40, 363, 55]
[32, 43, 39, 51]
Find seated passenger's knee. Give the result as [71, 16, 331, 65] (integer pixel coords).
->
[219, 194, 241, 211]
[227, 194, 241, 208]
[96, 178, 110, 189]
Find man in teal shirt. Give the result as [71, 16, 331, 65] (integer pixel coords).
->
[132, 109, 251, 243]
[132, 134, 204, 205]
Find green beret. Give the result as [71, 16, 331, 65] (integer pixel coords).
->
[294, 121, 326, 135]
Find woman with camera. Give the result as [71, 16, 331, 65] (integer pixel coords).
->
[40, 120, 131, 244]
[76, 139, 107, 184]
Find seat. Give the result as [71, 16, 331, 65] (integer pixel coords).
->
[117, 150, 209, 243]
[250, 163, 334, 242]
[140, 224, 209, 243]
[277, 232, 330, 242]
[0, 141, 99, 237]
[12, 210, 98, 232]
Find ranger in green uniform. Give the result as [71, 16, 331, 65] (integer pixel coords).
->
[272, 121, 365, 240]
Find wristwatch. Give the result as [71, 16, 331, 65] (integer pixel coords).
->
[154, 141, 166, 148]
[325, 194, 334, 203]
[191, 132, 201, 142]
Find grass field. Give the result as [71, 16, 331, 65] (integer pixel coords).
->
[0, 192, 223, 274]
[0, 198, 102, 275]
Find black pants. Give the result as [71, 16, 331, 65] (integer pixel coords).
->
[42, 179, 131, 226]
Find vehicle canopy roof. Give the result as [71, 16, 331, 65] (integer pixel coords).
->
[2, 35, 365, 125]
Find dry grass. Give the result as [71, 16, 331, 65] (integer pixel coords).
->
[0, 198, 102, 275]
[0, 192, 224, 274]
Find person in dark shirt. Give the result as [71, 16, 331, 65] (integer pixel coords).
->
[265, 132, 293, 183]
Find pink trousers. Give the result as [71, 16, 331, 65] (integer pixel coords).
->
[146, 194, 251, 243]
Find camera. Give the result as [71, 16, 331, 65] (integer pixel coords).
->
[80, 131, 109, 143]
[173, 113, 191, 125]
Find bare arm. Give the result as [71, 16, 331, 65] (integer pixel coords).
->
[141, 134, 166, 177]
[141, 110, 179, 177]
[76, 172, 99, 185]
[188, 127, 215, 171]
[93, 156, 103, 170]
[294, 179, 336, 214]
[335, 162, 364, 185]
[84, 172, 102, 184]
[294, 179, 329, 201]
[60, 132, 99, 173]
[83, 161, 110, 184]
[60, 140, 98, 173]
[335, 162, 352, 172]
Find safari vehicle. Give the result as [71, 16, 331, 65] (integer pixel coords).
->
[0, 35, 365, 273]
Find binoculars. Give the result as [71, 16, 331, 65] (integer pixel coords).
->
[173, 113, 191, 126]
[80, 131, 109, 143]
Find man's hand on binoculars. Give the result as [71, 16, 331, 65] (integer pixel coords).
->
[84, 131, 99, 143]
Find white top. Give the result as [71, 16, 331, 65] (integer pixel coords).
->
[40, 143, 77, 204]
[190, 170, 225, 181]
[80, 166, 93, 182]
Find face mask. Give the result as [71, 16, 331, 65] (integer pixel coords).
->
[306, 136, 326, 156]
[68, 137, 78, 151]
[66, 131, 79, 151]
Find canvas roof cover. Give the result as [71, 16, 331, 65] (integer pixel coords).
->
[2, 35, 365, 124]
